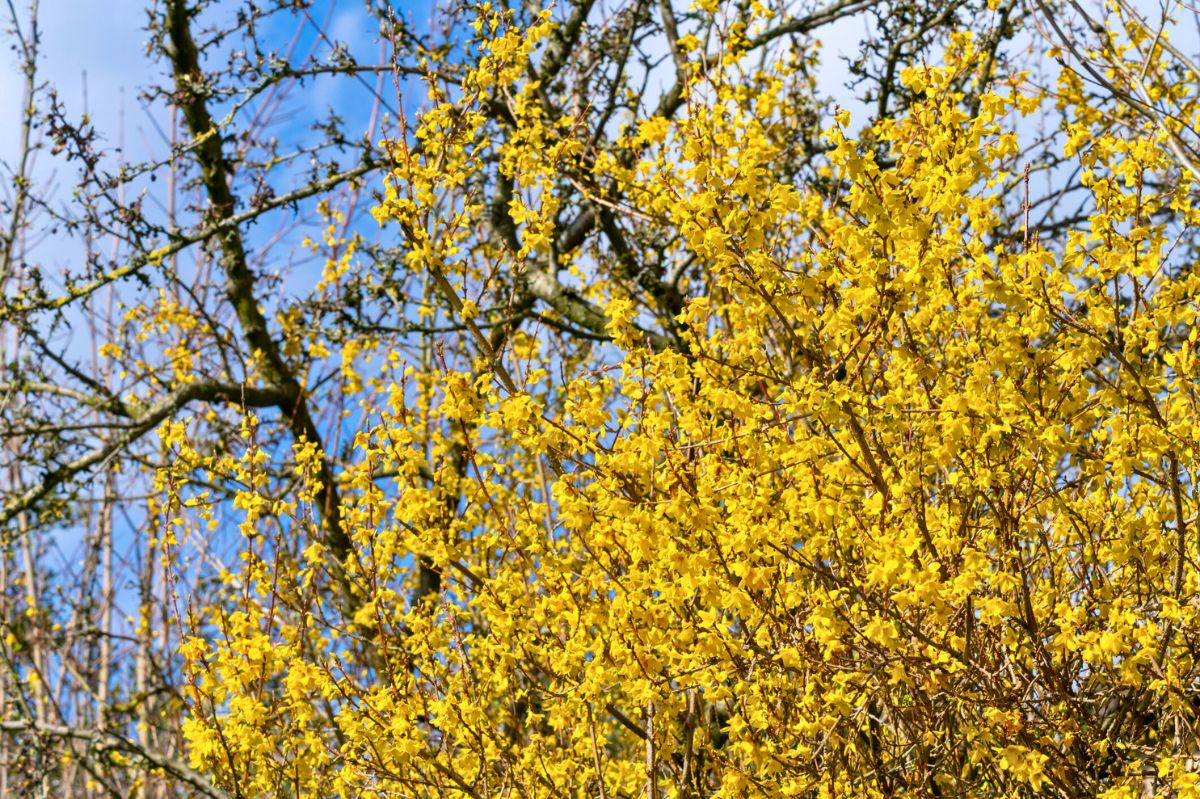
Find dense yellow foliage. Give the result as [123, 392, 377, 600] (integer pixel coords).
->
[166, 5, 1200, 798]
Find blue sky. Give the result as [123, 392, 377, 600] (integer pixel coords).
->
[0, 0, 436, 290]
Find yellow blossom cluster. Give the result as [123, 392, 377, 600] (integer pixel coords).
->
[167, 8, 1200, 799]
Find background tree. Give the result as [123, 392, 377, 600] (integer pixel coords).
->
[8, 0, 1200, 797]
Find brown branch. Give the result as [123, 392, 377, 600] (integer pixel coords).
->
[0, 719, 232, 799]
[0, 159, 386, 322]
[0, 380, 288, 535]
[164, 0, 348, 560]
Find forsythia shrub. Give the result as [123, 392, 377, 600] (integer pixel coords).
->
[166, 5, 1200, 798]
